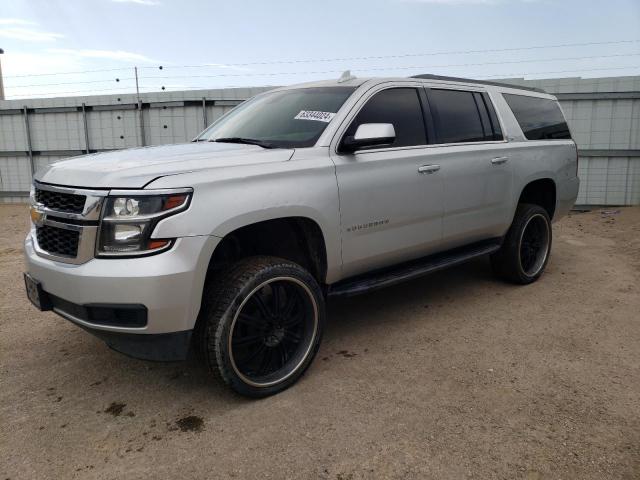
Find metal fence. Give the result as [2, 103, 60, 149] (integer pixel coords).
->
[1, 76, 639, 205]
[0, 86, 271, 202]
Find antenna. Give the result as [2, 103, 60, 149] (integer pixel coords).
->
[338, 70, 356, 83]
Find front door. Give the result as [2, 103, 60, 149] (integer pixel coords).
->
[330, 86, 444, 279]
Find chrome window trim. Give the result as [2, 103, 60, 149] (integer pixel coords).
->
[328, 80, 511, 156]
[351, 139, 508, 156]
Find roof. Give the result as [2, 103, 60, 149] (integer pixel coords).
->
[271, 77, 370, 90]
[410, 74, 547, 93]
[275, 74, 548, 94]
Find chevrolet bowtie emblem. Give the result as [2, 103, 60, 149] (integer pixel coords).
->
[30, 205, 45, 226]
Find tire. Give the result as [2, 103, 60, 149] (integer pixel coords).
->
[194, 256, 325, 398]
[491, 203, 552, 285]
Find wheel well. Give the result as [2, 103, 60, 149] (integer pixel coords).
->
[518, 179, 556, 220]
[208, 217, 328, 284]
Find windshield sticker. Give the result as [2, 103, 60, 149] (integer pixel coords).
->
[294, 110, 336, 123]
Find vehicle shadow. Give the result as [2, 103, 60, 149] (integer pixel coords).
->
[324, 256, 497, 340]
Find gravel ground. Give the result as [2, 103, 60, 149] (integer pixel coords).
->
[1, 204, 639, 480]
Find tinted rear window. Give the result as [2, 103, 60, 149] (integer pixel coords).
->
[428, 89, 492, 143]
[503, 94, 571, 140]
[345, 88, 427, 148]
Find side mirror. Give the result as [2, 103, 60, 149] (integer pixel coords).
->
[341, 123, 396, 152]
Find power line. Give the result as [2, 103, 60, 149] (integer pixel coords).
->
[5, 65, 638, 99]
[7, 52, 639, 89]
[4, 39, 639, 79]
[4, 86, 146, 97]
[138, 53, 640, 80]
[4, 66, 133, 79]
[147, 39, 640, 68]
[7, 77, 137, 89]
[480, 66, 640, 78]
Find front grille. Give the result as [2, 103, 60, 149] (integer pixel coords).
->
[36, 225, 80, 257]
[35, 188, 86, 214]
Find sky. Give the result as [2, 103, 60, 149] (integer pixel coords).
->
[0, 0, 639, 99]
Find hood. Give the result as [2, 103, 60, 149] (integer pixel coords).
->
[34, 142, 294, 188]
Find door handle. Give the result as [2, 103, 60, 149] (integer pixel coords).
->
[491, 156, 509, 165]
[418, 164, 441, 174]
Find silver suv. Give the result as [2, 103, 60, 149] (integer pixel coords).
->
[24, 74, 579, 397]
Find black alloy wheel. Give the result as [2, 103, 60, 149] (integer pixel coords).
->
[195, 256, 325, 397]
[229, 277, 318, 387]
[518, 213, 551, 277]
[491, 203, 553, 284]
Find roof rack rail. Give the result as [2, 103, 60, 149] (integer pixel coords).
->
[409, 74, 546, 94]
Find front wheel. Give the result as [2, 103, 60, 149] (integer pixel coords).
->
[195, 256, 325, 397]
[491, 203, 552, 284]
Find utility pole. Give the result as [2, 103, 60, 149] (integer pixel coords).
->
[134, 66, 146, 146]
[0, 48, 5, 101]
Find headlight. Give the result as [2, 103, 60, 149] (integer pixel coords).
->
[97, 188, 192, 257]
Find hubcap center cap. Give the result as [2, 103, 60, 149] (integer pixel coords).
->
[264, 326, 285, 347]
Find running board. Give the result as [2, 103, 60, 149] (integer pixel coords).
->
[328, 239, 502, 298]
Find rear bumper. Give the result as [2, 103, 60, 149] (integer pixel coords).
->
[555, 175, 580, 221]
[24, 232, 220, 359]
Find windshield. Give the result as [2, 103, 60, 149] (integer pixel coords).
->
[196, 86, 356, 148]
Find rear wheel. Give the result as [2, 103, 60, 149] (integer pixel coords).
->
[491, 203, 552, 284]
[195, 256, 325, 397]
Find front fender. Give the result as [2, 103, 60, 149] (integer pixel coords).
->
[142, 152, 343, 283]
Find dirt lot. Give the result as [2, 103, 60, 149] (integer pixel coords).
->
[1, 204, 639, 480]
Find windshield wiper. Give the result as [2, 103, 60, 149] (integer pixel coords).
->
[211, 137, 277, 149]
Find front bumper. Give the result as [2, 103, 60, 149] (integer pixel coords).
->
[24, 232, 220, 360]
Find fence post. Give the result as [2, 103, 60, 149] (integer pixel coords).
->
[202, 97, 207, 129]
[81, 103, 90, 154]
[138, 100, 146, 147]
[23, 106, 35, 175]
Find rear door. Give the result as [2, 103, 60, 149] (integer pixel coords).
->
[330, 85, 444, 279]
[425, 87, 514, 248]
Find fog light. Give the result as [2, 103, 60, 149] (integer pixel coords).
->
[114, 224, 143, 241]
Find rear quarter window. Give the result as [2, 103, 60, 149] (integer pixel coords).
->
[503, 93, 571, 140]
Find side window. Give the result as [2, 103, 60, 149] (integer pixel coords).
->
[428, 89, 493, 144]
[503, 93, 571, 140]
[344, 88, 427, 148]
